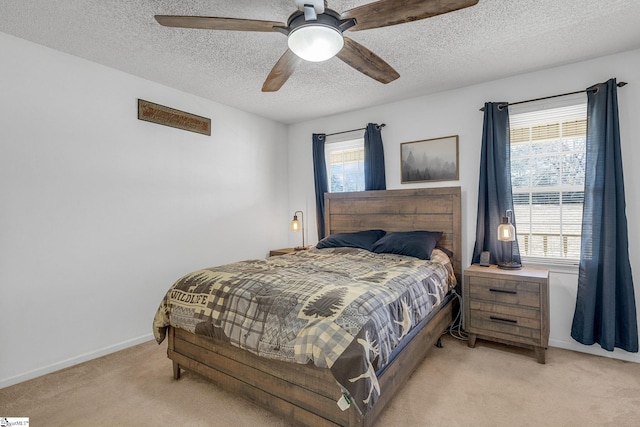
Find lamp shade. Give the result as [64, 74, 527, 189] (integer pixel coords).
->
[497, 219, 516, 241]
[290, 215, 301, 232]
[287, 24, 344, 62]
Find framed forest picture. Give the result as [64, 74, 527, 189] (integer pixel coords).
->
[401, 135, 459, 183]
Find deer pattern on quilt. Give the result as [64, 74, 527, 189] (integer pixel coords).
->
[153, 247, 455, 415]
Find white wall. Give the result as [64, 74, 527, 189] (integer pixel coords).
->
[288, 48, 640, 363]
[0, 33, 289, 388]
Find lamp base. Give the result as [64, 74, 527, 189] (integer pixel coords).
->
[294, 246, 309, 251]
[497, 261, 522, 270]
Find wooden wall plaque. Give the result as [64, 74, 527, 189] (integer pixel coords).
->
[137, 99, 211, 136]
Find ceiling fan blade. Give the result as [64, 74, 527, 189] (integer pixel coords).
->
[341, 0, 479, 31]
[154, 15, 285, 32]
[262, 49, 303, 92]
[336, 37, 399, 84]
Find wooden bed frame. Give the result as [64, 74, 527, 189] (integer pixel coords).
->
[166, 186, 462, 427]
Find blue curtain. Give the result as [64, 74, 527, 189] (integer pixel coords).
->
[364, 123, 386, 190]
[571, 78, 638, 353]
[472, 102, 521, 265]
[312, 133, 328, 240]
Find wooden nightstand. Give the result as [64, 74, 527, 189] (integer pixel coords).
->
[464, 264, 550, 363]
[269, 247, 310, 257]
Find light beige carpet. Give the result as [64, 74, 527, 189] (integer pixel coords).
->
[1, 334, 639, 426]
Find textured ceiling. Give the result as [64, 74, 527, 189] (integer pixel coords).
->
[2, 0, 640, 124]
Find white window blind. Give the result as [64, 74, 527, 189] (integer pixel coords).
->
[509, 98, 587, 260]
[325, 138, 365, 193]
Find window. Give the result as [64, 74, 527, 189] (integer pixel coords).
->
[325, 138, 365, 193]
[509, 99, 587, 260]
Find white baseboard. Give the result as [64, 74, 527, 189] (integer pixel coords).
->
[0, 333, 155, 389]
[549, 338, 640, 363]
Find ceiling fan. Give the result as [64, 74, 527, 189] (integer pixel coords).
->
[155, 0, 479, 92]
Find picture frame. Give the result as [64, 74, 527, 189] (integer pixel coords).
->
[400, 135, 459, 183]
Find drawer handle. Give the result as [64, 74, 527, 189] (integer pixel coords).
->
[489, 288, 517, 295]
[490, 316, 518, 324]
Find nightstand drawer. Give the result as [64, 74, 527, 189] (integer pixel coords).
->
[468, 315, 541, 341]
[469, 306, 541, 331]
[469, 300, 541, 322]
[468, 276, 540, 308]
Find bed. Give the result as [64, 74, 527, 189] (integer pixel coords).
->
[153, 186, 462, 427]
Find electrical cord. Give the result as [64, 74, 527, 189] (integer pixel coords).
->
[444, 288, 468, 341]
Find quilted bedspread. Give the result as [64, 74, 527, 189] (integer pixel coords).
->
[153, 247, 455, 415]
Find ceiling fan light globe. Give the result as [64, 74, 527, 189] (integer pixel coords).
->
[288, 25, 344, 62]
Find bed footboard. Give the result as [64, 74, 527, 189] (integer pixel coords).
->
[166, 296, 454, 427]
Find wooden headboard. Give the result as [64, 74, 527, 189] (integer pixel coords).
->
[324, 186, 462, 280]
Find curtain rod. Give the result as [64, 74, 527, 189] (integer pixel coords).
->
[324, 123, 386, 137]
[478, 81, 628, 111]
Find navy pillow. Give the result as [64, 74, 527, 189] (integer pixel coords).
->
[316, 229, 386, 251]
[371, 231, 443, 260]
